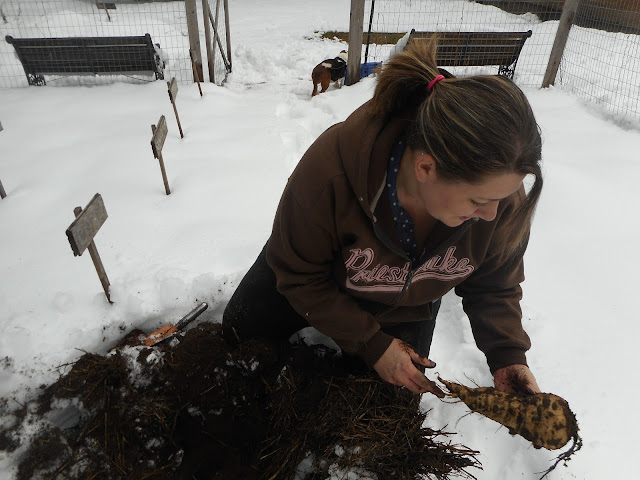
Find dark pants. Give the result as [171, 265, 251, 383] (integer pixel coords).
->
[222, 243, 440, 360]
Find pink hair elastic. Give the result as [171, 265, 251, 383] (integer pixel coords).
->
[427, 74, 445, 92]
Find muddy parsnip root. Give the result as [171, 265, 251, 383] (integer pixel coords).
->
[438, 377, 582, 478]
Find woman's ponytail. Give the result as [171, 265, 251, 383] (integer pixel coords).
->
[368, 35, 543, 259]
[369, 36, 443, 117]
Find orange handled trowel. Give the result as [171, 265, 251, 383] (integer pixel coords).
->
[142, 302, 208, 347]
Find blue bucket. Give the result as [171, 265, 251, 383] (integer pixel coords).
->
[345, 61, 382, 85]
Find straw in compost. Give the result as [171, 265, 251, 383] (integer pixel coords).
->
[260, 344, 480, 479]
[1, 322, 481, 480]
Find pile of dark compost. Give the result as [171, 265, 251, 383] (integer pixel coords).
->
[1, 322, 480, 480]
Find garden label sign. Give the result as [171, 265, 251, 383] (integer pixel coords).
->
[96, 2, 116, 22]
[167, 77, 184, 138]
[151, 115, 171, 195]
[65, 193, 112, 303]
[189, 49, 203, 96]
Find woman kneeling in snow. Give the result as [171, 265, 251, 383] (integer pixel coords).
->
[223, 37, 543, 398]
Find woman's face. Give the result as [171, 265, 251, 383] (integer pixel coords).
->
[416, 156, 525, 227]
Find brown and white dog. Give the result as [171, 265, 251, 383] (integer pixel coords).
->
[311, 50, 348, 97]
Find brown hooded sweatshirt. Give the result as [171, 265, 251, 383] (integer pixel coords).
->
[266, 100, 531, 372]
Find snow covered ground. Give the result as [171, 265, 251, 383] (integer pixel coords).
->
[1, 0, 640, 479]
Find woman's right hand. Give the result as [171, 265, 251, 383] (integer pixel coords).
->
[373, 338, 445, 397]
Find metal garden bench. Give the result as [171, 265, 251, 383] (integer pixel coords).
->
[407, 30, 533, 79]
[5, 34, 165, 86]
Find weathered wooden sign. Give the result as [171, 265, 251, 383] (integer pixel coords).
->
[151, 114, 168, 158]
[65, 193, 112, 303]
[151, 115, 171, 195]
[167, 77, 184, 138]
[168, 76, 178, 101]
[0, 121, 6, 199]
[96, 2, 116, 22]
[66, 194, 107, 256]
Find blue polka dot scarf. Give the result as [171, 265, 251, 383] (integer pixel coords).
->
[386, 139, 421, 264]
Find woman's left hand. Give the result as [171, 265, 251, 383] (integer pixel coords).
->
[493, 364, 541, 395]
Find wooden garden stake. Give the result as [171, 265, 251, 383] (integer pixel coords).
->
[0, 121, 6, 199]
[65, 193, 112, 303]
[167, 77, 184, 138]
[151, 115, 171, 195]
[190, 49, 203, 96]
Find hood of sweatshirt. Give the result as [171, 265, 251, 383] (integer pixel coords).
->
[336, 101, 411, 222]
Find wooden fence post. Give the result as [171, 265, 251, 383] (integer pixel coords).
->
[223, 0, 232, 72]
[185, 0, 204, 83]
[65, 194, 112, 303]
[201, 0, 216, 83]
[347, 0, 365, 86]
[542, 0, 582, 88]
[364, 0, 375, 64]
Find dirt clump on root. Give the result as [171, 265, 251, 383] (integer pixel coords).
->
[1, 323, 480, 480]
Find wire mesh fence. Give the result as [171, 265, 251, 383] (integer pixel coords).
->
[0, 0, 199, 87]
[559, 0, 640, 125]
[361, 0, 561, 87]
[1, 1, 639, 125]
[358, 0, 640, 125]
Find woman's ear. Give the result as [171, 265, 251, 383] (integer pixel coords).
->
[415, 152, 436, 183]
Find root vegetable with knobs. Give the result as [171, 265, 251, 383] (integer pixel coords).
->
[438, 377, 582, 478]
